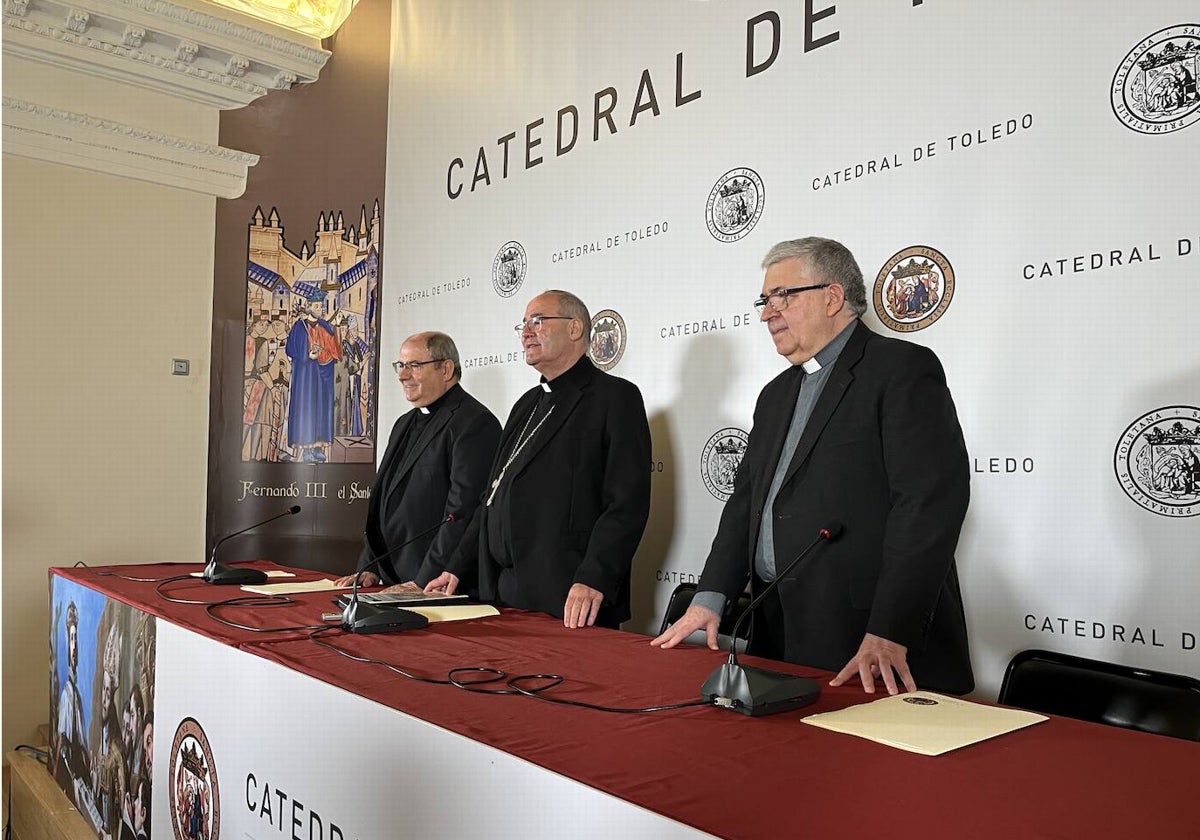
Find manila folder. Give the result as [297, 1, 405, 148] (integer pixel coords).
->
[801, 691, 1047, 756]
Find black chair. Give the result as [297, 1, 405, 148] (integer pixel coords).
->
[998, 649, 1200, 741]
[658, 582, 752, 640]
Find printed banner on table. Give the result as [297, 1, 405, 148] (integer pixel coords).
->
[49, 576, 157, 839]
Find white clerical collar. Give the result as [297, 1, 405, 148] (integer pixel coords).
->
[419, 406, 430, 414]
[540, 382, 552, 393]
[800, 321, 857, 374]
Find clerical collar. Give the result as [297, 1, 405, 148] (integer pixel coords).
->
[418, 382, 460, 415]
[539, 354, 592, 392]
[799, 320, 856, 373]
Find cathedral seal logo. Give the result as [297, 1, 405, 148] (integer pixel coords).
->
[169, 717, 221, 840]
[701, 428, 749, 501]
[588, 309, 628, 369]
[903, 696, 938, 706]
[588, 309, 627, 371]
[1111, 25, 1200, 134]
[492, 241, 527, 298]
[705, 168, 764, 242]
[1114, 406, 1200, 517]
[873, 246, 955, 333]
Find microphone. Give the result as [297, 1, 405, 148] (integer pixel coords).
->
[340, 514, 455, 634]
[701, 521, 844, 716]
[203, 505, 302, 585]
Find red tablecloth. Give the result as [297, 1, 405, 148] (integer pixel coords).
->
[55, 563, 1197, 839]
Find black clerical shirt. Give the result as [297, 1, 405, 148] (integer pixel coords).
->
[485, 356, 590, 582]
[366, 385, 457, 581]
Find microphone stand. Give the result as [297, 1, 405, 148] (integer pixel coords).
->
[701, 522, 843, 716]
[341, 514, 455, 634]
[203, 505, 302, 586]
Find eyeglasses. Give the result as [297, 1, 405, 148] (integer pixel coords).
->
[513, 315, 573, 334]
[752, 284, 830, 312]
[392, 358, 446, 374]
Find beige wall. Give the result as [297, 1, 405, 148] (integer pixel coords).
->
[2, 154, 215, 754]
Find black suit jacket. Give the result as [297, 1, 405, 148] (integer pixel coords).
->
[447, 357, 651, 625]
[358, 384, 500, 587]
[698, 320, 974, 693]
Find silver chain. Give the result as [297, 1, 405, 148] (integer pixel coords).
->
[485, 404, 555, 506]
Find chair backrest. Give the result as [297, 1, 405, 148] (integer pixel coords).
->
[998, 649, 1200, 741]
[658, 582, 752, 640]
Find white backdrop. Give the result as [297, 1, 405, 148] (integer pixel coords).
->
[382, 0, 1200, 697]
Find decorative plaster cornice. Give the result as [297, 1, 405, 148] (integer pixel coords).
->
[3, 97, 260, 197]
[3, 0, 331, 109]
[121, 0, 329, 64]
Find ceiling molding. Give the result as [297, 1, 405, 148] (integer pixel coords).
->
[3, 0, 331, 109]
[3, 96, 260, 197]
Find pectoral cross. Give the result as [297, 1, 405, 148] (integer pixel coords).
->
[485, 470, 506, 506]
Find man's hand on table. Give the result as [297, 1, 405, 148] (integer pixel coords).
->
[830, 632, 916, 695]
[424, 572, 460, 595]
[649, 604, 720, 651]
[563, 583, 604, 628]
[333, 571, 379, 588]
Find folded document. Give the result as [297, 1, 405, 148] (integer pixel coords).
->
[802, 691, 1047, 755]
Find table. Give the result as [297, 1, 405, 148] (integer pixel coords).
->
[52, 562, 1197, 839]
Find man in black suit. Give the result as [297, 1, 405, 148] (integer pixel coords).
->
[335, 332, 500, 590]
[425, 290, 651, 629]
[653, 238, 973, 695]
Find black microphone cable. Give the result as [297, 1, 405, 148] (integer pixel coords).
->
[309, 624, 470, 686]
[203, 594, 330, 634]
[307, 626, 715, 712]
[65, 559, 203, 583]
[502, 674, 714, 713]
[97, 568, 194, 583]
[309, 626, 558, 696]
[155, 574, 247, 606]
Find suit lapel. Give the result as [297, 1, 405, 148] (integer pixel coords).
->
[779, 320, 869, 489]
[751, 366, 804, 514]
[372, 411, 417, 517]
[393, 390, 459, 482]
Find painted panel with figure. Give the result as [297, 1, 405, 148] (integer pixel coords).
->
[242, 202, 381, 464]
[49, 576, 156, 839]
